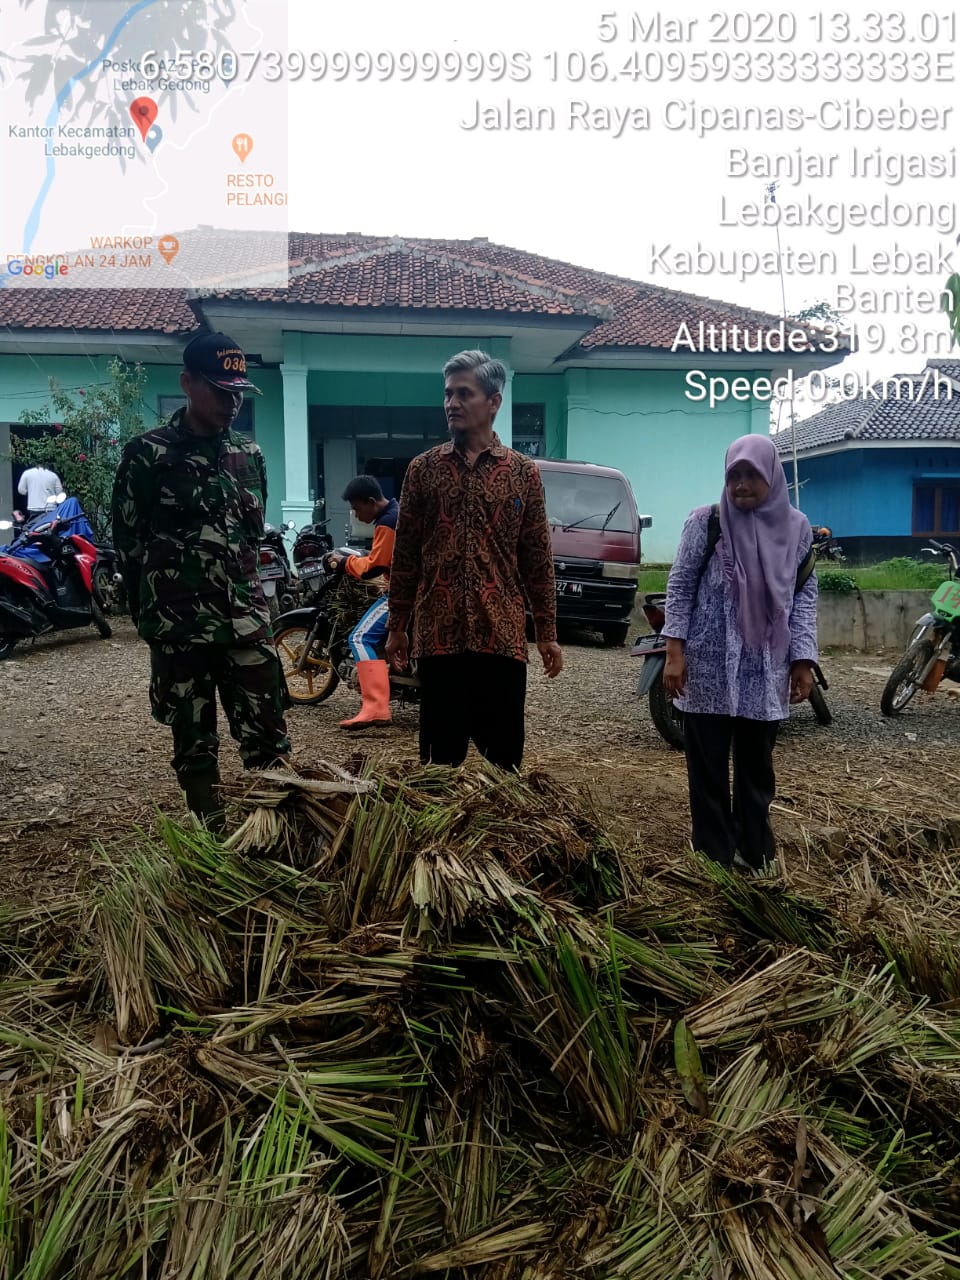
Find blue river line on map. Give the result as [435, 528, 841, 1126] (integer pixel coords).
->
[22, 0, 161, 253]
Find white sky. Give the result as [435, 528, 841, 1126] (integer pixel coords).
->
[286, 0, 959, 409]
[2, 0, 955, 416]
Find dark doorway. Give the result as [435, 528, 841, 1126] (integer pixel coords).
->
[308, 405, 448, 505]
[9, 422, 56, 517]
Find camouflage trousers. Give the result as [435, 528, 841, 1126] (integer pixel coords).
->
[148, 641, 291, 779]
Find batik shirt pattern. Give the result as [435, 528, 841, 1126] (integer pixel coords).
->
[387, 436, 557, 663]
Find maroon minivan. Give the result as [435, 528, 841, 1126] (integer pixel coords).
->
[535, 458, 651, 646]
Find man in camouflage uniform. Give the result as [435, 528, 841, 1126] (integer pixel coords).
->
[111, 331, 290, 829]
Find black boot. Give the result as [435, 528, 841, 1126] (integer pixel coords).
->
[179, 771, 226, 836]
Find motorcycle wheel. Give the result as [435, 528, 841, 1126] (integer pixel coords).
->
[267, 595, 280, 622]
[808, 684, 832, 726]
[93, 563, 126, 615]
[274, 623, 340, 704]
[648, 669, 685, 751]
[880, 636, 935, 716]
[90, 597, 112, 639]
[0, 636, 18, 661]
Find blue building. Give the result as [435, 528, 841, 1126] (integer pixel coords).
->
[774, 360, 960, 562]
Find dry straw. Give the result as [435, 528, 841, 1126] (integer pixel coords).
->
[1, 758, 960, 1277]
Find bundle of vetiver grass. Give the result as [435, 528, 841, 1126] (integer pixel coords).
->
[2, 760, 960, 1279]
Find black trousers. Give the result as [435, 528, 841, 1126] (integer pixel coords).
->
[417, 653, 527, 771]
[683, 713, 779, 869]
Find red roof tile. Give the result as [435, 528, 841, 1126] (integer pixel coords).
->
[0, 287, 195, 334]
[0, 232, 846, 354]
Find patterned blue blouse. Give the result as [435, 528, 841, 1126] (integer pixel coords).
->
[663, 506, 819, 722]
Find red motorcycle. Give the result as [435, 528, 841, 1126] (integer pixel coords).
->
[0, 497, 111, 660]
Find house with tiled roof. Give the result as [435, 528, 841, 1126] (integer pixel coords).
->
[0, 231, 846, 561]
[773, 359, 960, 562]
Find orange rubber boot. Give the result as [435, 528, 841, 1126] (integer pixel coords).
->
[340, 659, 392, 729]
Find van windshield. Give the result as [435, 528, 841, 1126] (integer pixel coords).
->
[540, 471, 634, 533]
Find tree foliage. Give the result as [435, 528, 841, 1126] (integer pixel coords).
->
[11, 360, 148, 537]
[791, 299, 845, 328]
[944, 273, 960, 347]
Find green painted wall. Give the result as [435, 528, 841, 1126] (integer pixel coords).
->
[293, 333, 513, 376]
[562, 368, 768, 562]
[306, 371, 439, 407]
[0, 355, 289, 525]
[0, 354, 179, 427]
[0, 346, 772, 552]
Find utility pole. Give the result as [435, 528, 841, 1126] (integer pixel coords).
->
[769, 181, 802, 508]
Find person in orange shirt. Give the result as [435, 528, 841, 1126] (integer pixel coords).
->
[326, 475, 398, 729]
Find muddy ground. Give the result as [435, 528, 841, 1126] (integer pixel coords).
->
[3, 619, 960, 905]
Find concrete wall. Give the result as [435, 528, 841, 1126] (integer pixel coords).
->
[816, 590, 931, 651]
[630, 588, 932, 650]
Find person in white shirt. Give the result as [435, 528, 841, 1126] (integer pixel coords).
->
[17, 465, 62, 516]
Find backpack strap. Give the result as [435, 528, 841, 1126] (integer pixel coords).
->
[693, 504, 722, 601]
[795, 546, 817, 593]
[695, 503, 817, 599]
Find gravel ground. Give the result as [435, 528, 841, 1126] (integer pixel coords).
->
[3, 618, 960, 904]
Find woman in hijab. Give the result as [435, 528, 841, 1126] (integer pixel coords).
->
[662, 435, 819, 873]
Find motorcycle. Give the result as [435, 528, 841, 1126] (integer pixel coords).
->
[3, 493, 67, 550]
[0, 495, 112, 660]
[630, 591, 832, 751]
[810, 524, 845, 562]
[272, 550, 419, 707]
[290, 518, 335, 602]
[91, 546, 126, 615]
[6, 495, 127, 616]
[880, 539, 960, 715]
[259, 520, 297, 620]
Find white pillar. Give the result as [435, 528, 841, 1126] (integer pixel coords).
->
[280, 363, 313, 527]
[498, 366, 514, 448]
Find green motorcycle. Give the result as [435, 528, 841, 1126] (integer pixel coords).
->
[881, 540, 960, 715]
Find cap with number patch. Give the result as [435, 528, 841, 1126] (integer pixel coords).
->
[182, 331, 263, 395]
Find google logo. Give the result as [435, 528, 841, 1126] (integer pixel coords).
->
[6, 259, 69, 280]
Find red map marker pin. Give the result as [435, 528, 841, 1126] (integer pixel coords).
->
[130, 97, 158, 142]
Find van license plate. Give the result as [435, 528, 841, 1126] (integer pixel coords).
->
[556, 581, 583, 596]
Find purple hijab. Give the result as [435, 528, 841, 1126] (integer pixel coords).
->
[717, 435, 809, 659]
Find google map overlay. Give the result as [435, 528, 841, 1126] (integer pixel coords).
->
[0, 0, 289, 290]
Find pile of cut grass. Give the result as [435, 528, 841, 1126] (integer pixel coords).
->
[2, 761, 960, 1278]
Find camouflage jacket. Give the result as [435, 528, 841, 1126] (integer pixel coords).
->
[111, 409, 271, 644]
